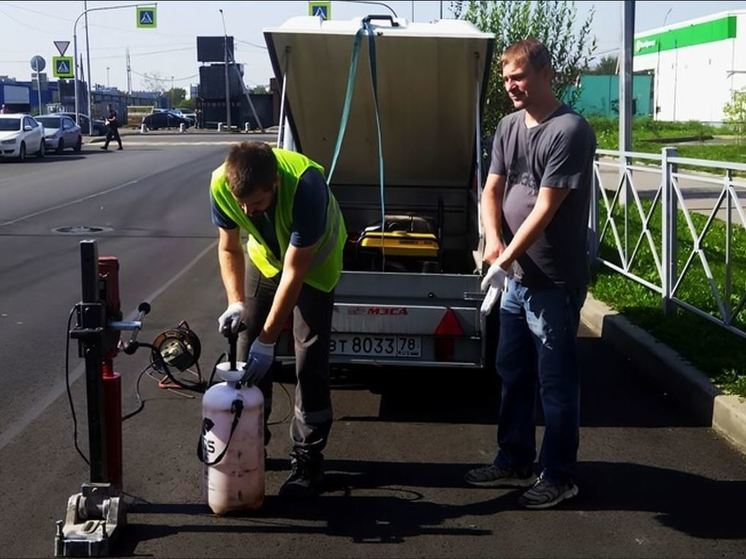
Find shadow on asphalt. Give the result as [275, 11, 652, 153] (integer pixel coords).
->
[120, 460, 745, 551]
[1, 154, 86, 163]
[110, 333, 740, 555]
[324, 336, 701, 429]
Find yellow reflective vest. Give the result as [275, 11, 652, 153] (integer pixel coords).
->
[210, 148, 346, 293]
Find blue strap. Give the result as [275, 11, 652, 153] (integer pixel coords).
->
[327, 26, 366, 184]
[327, 20, 387, 269]
[365, 21, 386, 267]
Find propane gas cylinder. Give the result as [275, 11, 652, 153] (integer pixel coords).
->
[201, 361, 264, 514]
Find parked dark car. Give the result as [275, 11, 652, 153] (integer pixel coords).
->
[143, 111, 192, 130]
[59, 113, 107, 136]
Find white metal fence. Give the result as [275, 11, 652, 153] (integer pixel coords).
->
[591, 148, 746, 339]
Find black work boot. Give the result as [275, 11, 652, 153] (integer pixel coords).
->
[279, 451, 323, 498]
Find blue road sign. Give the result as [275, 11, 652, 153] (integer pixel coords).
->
[137, 7, 157, 28]
[308, 2, 331, 20]
[53, 56, 74, 78]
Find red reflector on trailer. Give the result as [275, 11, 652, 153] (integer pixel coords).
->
[434, 309, 463, 361]
[434, 308, 463, 336]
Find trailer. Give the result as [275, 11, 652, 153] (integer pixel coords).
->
[264, 15, 495, 369]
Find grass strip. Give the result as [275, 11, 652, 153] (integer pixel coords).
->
[590, 193, 746, 397]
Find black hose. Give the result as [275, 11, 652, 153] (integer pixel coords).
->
[65, 306, 89, 465]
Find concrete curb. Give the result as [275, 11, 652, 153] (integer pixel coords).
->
[580, 294, 746, 454]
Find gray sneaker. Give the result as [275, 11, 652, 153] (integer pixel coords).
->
[518, 474, 578, 509]
[464, 464, 537, 488]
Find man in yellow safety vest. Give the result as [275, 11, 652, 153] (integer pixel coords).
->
[210, 141, 346, 497]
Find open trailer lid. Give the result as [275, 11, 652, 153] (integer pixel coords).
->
[264, 16, 494, 187]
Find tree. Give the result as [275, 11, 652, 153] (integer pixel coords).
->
[588, 55, 618, 75]
[177, 98, 195, 110]
[166, 87, 187, 107]
[723, 87, 746, 143]
[451, 0, 597, 134]
[250, 84, 268, 94]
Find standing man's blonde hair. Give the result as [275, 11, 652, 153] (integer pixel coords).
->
[501, 38, 553, 74]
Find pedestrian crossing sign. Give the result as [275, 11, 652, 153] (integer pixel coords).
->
[137, 6, 157, 28]
[308, 1, 331, 20]
[53, 56, 74, 78]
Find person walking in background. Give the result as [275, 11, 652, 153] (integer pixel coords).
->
[101, 105, 123, 151]
[465, 38, 597, 509]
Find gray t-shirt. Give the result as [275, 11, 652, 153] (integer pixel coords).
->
[489, 104, 596, 288]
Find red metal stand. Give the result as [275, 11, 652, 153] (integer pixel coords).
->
[101, 359, 122, 489]
[98, 257, 123, 490]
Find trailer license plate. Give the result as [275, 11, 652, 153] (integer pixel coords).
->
[330, 335, 421, 358]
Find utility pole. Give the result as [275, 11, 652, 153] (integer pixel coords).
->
[620, 1, 634, 157]
[73, 3, 151, 130]
[219, 8, 231, 130]
[126, 47, 132, 95]
[84, 0, 94, 135]
[620, 1, 635, 262]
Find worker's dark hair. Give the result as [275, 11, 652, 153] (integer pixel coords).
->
[224, 142, 277, 199]
[501, 37, 553, 73]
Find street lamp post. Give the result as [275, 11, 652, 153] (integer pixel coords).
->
[663, 7, 673, 27]
[219, 8, 231, 131]
[73, 3, 154, 130]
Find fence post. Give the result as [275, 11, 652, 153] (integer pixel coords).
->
[661, 146, 678, 315]
[725, 169, 733, 325]
[589, 152, 600, 268]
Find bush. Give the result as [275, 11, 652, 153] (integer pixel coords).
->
[723, 88, 746, 141]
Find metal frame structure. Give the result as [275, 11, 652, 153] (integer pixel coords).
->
[591, 148, 746, 339]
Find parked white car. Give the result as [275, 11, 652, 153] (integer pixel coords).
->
[181, 111, 197, 125]
[37, 114, 83, 153]
[167, 108, 196, 125]
[0, 114, 45, 160]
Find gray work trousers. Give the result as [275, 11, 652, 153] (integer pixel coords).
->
[238, 260, 334, 458]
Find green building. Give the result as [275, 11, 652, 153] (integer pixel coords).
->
[568, 74, 653, 118]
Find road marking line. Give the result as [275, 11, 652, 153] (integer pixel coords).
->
[0, 239, 218, 452]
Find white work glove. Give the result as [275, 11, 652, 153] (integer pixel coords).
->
[479, 262, 512, 316]
[217, 301, 247, 334]
[481, 261, 512, 292]
[241, 339, 276, 385]
[480, 286, 501, 317]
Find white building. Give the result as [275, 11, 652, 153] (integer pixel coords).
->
[634, 10, 746, 124]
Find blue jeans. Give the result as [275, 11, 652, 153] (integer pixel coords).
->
[493, 278, 587, 483]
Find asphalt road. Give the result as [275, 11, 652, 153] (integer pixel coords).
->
[0, 134, 744, 558]
[0, 134, 260, 450]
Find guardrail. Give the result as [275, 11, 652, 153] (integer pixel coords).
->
[591, 148, 746, 339]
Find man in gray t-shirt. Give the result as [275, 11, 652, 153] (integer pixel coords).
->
[490, 104, 596, 288]
[465, 38, 596, 510]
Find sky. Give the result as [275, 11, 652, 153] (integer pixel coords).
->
[1, 1, 745, 95]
